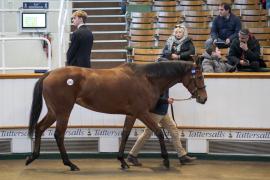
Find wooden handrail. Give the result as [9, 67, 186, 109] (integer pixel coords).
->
[0, 74, 42, 79]
[204, 72, 270, 79]
[1, 72, 270, 79]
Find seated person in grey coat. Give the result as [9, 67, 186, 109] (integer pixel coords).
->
[159, 25, 195, 61]
[202, 45, 235, 73]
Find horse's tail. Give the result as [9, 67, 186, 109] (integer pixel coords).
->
[28, 72, 50, 138]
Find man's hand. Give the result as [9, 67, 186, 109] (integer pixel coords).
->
[225, 38, 230, 45]
[168, 98, 174, 104]
[171, 53, 179, 60]
[240, 42, 248, 51]
[240, 59, 249, 66]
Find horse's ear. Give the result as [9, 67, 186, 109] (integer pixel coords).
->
[190, 54, 200, 66]
[190, 54, 196, 64]
[196, 55, 204, 67]
[191, 54, 203, 70]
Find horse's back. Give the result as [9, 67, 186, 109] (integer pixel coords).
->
[41, 65, 153, 114]
[45, 65, 127, 83]
[42, 65, 142, 97]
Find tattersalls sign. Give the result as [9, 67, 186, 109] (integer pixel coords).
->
[184, 130, 270, 140]
[0, 128, 270, 141]
[234, 131, 270, 139]
[188, 130, 226, 138]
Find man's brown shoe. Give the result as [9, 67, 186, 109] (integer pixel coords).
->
[179, 155, 197, 165]
[127, 154, 142, 166]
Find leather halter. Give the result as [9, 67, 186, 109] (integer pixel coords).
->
[185, 68, 206, 98]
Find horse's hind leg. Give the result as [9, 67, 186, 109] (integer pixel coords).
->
[140, 113, 169, 168]
[26, 112, 56, 165]
[54, 117, 79, 171]
[117, 115, 136, 169]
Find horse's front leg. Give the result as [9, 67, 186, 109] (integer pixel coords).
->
[117, 115, 136, 169]
[140, 113, 169, 169]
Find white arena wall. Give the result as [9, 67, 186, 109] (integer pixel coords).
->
[0, 73, 270, 156]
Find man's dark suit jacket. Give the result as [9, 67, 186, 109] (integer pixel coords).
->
[67, 25, 93, 68]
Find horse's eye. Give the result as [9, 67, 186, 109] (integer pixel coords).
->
[197, 76, 203, 80]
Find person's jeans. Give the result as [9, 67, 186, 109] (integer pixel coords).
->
[266, 0, 270, 9]
[129, 113, 187, 157]
[121, 0, 127, 15]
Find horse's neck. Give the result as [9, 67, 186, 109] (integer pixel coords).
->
[144, 61, 193, 93]
[152, 77, 181, 94]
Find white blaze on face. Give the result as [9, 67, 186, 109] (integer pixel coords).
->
[67, 79, 74, 86]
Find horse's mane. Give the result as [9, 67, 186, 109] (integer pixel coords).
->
[126, 61, 194, 78]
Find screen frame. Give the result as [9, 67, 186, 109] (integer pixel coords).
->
[21, 12, 47, 29]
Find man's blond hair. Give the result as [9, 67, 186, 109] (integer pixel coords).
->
[72, 10, 87, 23]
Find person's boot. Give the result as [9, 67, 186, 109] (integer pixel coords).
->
[127, 154, 142, 166]
[179, 155, 197, 165]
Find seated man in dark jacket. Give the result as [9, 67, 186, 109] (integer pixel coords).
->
[227, 29, 266, 71]
[159, 25, 195, 61]
[205, 3, 241, 49]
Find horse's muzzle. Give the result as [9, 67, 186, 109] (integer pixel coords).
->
[196, 96, 207, 104]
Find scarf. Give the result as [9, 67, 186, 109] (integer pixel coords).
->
[166, 26, 188, 54]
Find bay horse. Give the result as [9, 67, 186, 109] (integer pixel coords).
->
[25, 60, 207, 171]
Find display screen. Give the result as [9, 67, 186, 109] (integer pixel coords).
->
[22, 13, 46, 28]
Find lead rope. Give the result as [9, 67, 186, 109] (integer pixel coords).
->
[162, 97, 192, 142]
[163, 104, 179, 143]
[170, 103, 178, 126]
[173, 96, 192, 101]
[163, 67, 196, 141]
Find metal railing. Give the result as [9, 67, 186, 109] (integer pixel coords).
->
[58, 0, 69, 67]
[0, 37, 52, 73]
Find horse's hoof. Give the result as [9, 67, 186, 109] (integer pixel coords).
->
[25, 153, 39, 166]
[163, 159, 170, 169]
[25, 156, 31, 166]
[121, 161, 130, 169]
[25, 156, 34, 166]
[70, 165, 80, 171]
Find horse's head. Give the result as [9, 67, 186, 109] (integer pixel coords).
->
[182, 56, 207, 104]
